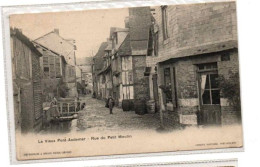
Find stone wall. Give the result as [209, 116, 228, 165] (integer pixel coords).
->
[132, 55, 149, 100]
[152, 1, 237, 62]
[218, 49, 240, 124]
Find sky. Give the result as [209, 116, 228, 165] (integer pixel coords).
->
[9, 7, 129, 59]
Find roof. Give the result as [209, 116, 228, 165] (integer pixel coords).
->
[117, 34, 131, 56]
[158, 40, 238, 63]
[33, 30, 76, 65]
[98, 64, 111, 75]
[10, 28, 42, 57]
[129, 7, 152, 55]
[93, 42, 108, 72]
[109, 27, 128, 39]
[105, 41, 112, 51]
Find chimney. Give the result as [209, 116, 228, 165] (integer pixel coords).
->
[54, 28, 59, 35]
[124, 17, 130, 28]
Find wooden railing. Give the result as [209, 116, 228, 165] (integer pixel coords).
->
[57, 100, 85, 116]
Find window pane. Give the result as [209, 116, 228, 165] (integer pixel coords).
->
[164, 68, 171, 87]
[212, 90, 220, 104]
[202, 90, 211, 104]
[211, 63, 217, 69]
[205, 74, 210, 89]
[210, 74, 219, 89]
[198, 64, 204, 70]
[205, 63, 217, 69]
[198, 63, 217, 70]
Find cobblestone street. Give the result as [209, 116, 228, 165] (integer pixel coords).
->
[76, 96, 160, 132]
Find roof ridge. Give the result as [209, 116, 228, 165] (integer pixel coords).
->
[34, 31, 74, 46]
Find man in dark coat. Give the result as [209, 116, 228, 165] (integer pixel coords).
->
[107, 96, 115, 114]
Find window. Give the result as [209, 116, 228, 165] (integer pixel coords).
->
[43, 67, 49, 77]
[198, 63, 220, 105]
[55, 57, 61, 77]
[147, 30, 153, 56]
[221, 52, 230, 61]
[154, 32, 159, 56]
[44, 67, 49, 72]
[161, 5, 169, 40]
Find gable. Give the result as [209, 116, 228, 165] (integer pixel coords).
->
[34, 32, 75, 65]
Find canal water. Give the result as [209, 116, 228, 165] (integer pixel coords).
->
[47, 119, 78, 133]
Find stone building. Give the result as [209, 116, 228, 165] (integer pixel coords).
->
[149, 1, 240, 126]
[11, 28, 43, 133]
[33, 29, 78, 98]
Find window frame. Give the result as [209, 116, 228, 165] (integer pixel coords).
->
[161, 5, 169, 40]
[197, 63, 220, 105]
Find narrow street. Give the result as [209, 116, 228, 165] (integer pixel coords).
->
[76, 95, 160, 132]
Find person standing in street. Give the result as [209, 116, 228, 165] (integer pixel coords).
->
[106, 95, 115, 114]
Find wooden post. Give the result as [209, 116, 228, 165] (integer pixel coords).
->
[68, 103, 70, 115]
[75, 101, 77, 113]
[60, 102, 63, 114]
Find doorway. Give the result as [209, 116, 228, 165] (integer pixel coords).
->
[198, 63, 221, 125]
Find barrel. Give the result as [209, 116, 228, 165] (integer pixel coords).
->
[146, 100, 156, 114]
[134, 99, 147, 115]
[129, 100, 135, 111]
[122, 100, 130, 111]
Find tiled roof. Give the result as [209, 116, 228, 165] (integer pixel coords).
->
[93, 42, 107, 72]
[157, 40, 238, 63]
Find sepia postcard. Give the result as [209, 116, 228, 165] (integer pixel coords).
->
[2, 0, 243, 163]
